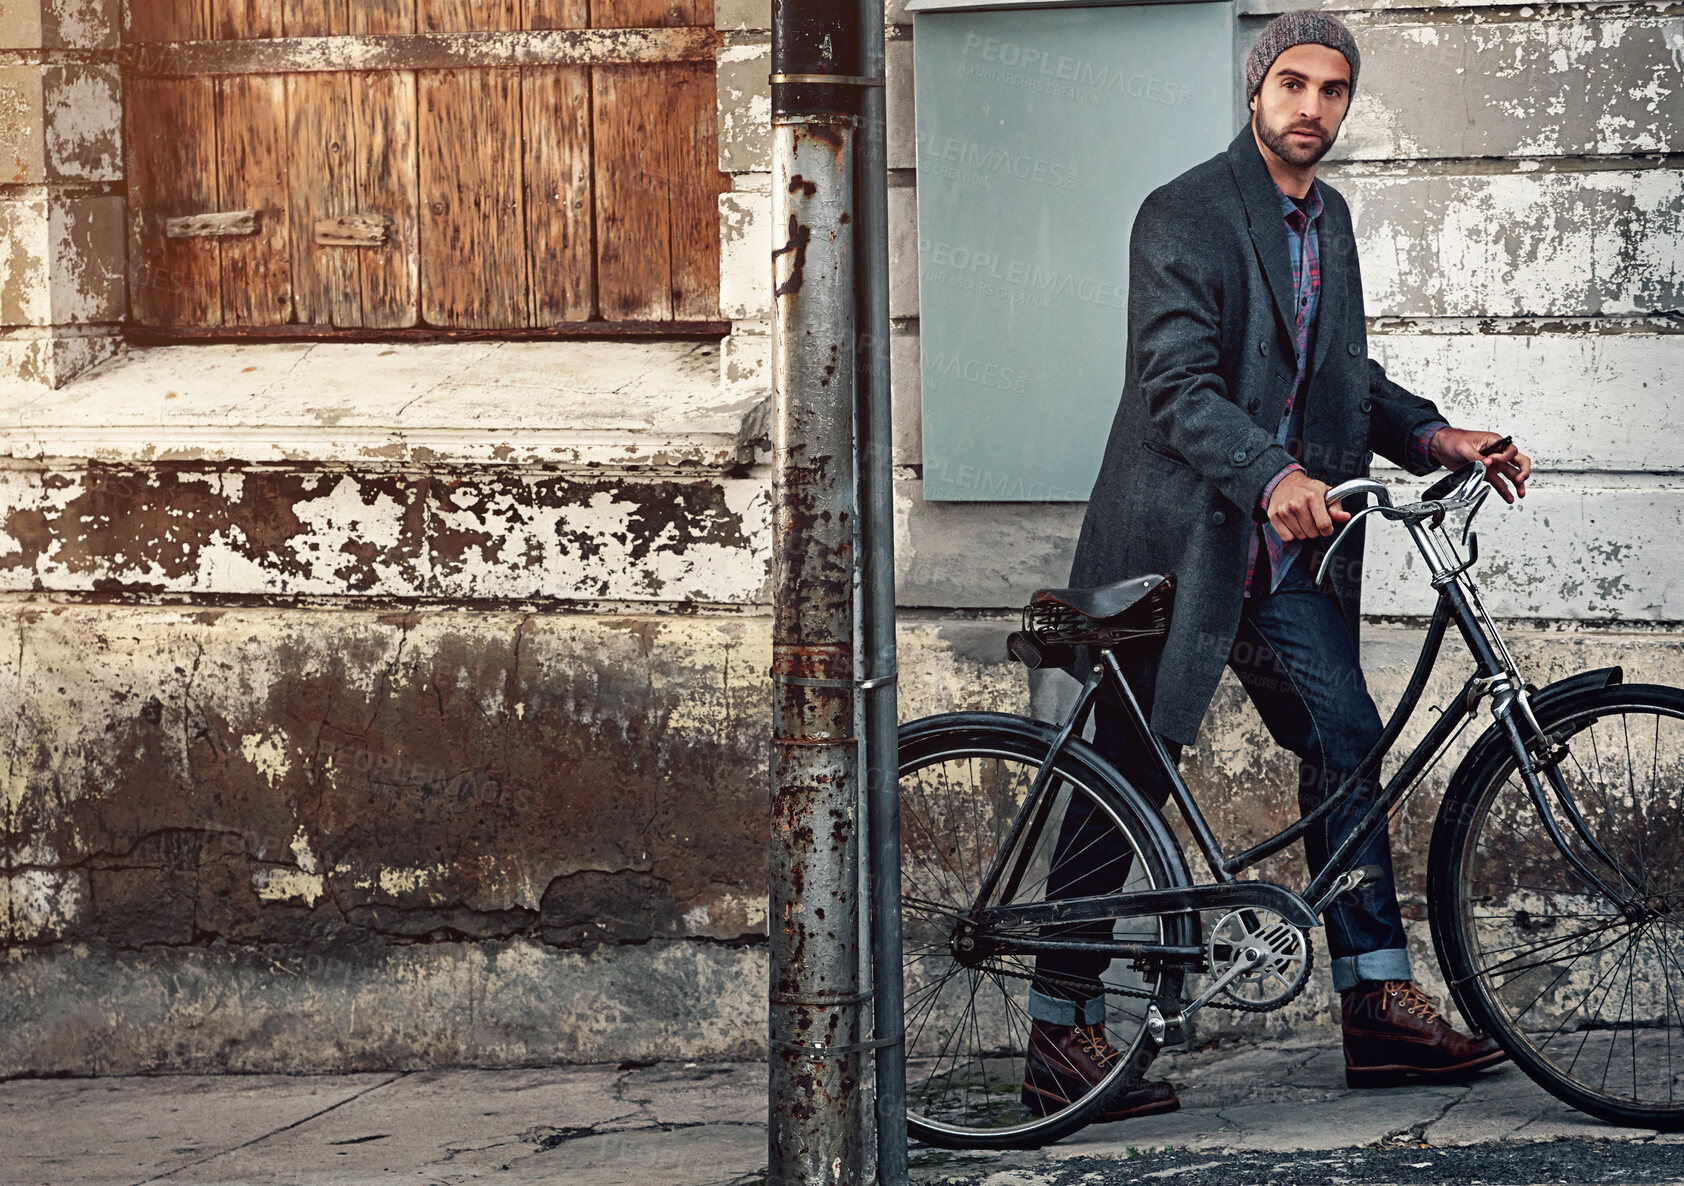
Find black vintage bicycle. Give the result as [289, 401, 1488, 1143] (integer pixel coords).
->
[897, 445, 1684, 1147]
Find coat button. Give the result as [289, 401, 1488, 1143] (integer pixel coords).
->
[1231, 448, 1247, 463]
[1365, 450, 1375, 466]
[1258, 341, 1267, 355]
[1211, 510, 1226, 526]
[1246, 397, 1261, 412]
[1347, 342, 1362, 356]
[1359, 397, 1373, 412]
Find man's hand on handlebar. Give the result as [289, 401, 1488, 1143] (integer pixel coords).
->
[1427, 427, 1531, 503]
[1267, 470, 1351, 541]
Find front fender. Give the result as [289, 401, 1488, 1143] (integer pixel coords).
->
[1439, 666, 1625, 804]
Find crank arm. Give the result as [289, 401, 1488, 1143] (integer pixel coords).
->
[1310, 865, 1382, 918]
[1146, 944, 1265, 1047]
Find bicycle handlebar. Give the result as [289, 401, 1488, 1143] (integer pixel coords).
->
[1322, 477, 1392, 509]
[1314, 443, 1507, 587]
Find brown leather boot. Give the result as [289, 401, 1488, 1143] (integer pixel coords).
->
[1021, 1020, 1179, 1120]
[1342, 979, 1509, 1088]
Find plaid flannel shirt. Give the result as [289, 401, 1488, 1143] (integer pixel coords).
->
[1246, 179, 1445, 596]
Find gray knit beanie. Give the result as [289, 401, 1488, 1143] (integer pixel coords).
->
[1245, 10, 1360, 104]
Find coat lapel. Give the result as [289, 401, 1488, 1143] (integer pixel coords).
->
[1225, 127, 1298, 351]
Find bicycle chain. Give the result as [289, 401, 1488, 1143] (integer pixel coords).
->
[972, 932, 1314, 1015]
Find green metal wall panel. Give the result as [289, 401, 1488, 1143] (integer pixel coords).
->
[913, 1, 1236, 501]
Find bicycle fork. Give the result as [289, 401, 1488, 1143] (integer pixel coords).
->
[1492, 684, 1650, 916]
[1414, 510, 1649, 916]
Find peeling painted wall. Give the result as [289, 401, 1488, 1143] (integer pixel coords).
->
[0, 0, 125, 389]
[0, 465, 771, 602]
[2, 0, 1683, 1076]
[1, 609, 775, 951]
[0, 609, 1024, 1073]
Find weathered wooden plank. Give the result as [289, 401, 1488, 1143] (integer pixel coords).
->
[216, 73, 293, 325]
[592, 64, 672, 320]
[666, 62, 725, 319]
[522, 0, 587, 29]
[350, 0, 415, 34]
[419, 0, 518, 32]
[419, 68, 528, 327]
[210, 0, 283, 39]
[1328, 16, 1684, 161]
[125, 321, 729, 342]
[315, 213, 391, 245]
[281, 0, 346, 36]
[127, 0, 212, 43]
[126, 75, 222, 325]
[287, 72, 363, 325]
[128, 27, 722, 74]
[523, 66, 595, 323]
[351, 71, 420, 326]
[1342, 169, 1684, 319]
[593, 0, 698, 26]
[167, 211, 259, 237]
[587, 0, 717, 321]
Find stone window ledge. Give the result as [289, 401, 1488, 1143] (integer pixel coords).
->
[0, 339, 770, 472]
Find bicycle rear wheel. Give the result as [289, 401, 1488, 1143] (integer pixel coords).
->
[897, 713, 1193, 1148]
[1430, 683, 1684, 1129]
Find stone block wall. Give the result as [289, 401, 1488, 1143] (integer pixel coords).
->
[0, 0, 125, 387]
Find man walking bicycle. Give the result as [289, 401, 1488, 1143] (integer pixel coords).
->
[1022, 11, 1532, 1121]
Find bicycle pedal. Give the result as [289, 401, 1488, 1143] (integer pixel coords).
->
[1146, 1002, 1186, 1048]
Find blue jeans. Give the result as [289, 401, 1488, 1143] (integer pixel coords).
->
[1029, 547, 1411, 1025]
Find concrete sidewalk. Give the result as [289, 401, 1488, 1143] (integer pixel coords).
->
[2, 1037, 1679, 1186]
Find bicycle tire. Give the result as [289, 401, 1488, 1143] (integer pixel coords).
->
[1429, 683, 1684, 1130]
[897, 712, 1195, 1149]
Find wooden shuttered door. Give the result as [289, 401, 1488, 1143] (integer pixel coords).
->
[124, 1, 728, 335]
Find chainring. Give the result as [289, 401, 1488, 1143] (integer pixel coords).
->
[1206, 907, 1314, 1012]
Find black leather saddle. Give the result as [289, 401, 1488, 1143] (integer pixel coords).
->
[1008, 573, 1175, 670]
[1030, 573, 1171, 620]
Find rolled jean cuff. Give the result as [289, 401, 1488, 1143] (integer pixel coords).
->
[1331, 947, 1413, 992]
[1028, 987, 1106, 1026]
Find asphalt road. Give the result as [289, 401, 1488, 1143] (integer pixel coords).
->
[917, 1140, 1684, 1185]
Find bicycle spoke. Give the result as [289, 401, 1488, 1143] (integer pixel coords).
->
[1501, 920, 1633, 1029]
[1544, 925, 1640, 1058]
[1651, 927, 1680, 1103]
[1449, 691, 1684, 1125]
[1470, 915, 1632, 982]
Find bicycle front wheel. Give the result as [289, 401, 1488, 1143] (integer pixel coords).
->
[897, 713, 1193, 1149]
[1430, 683, 1684, 1129]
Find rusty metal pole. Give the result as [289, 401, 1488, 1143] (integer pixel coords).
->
[767, 3, 865, 1184]
[853, 0, 906, 1178]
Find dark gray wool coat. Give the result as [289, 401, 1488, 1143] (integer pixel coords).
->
[1069, 124, 1448, 748]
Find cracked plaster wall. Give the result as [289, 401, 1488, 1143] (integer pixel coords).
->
[0, 606, 1026, 1073]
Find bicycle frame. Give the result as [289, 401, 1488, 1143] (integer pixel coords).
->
[971, 464, 1647, 953]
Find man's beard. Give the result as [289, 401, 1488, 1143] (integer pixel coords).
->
[1255, 110, 1334, 166]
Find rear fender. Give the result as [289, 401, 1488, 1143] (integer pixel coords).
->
[898, 711, 1194, 896]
